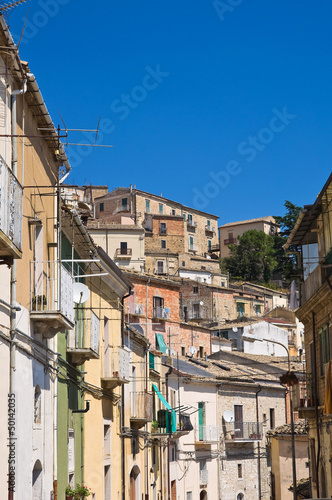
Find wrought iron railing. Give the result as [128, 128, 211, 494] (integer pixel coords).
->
[67, 308, 100, 354]
[30, 260, 74, 324]
[224, 422, 263, 441]
[153, 307, 170, 319]
[0, 154, 23, 253]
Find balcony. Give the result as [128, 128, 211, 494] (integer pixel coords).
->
[300, 264, 324, 305]
[187, 220, 197, 229]
[130, 391, 153, 428]
[101, 346, 130, 390]
[113, 203, 130, 214]
[188, 245, 198, 253]
[205, 225, 215, 234]
[0, 154, 23, 259]
[195, 425, 219, 445]
[224, 422, 263, 442]
[67, 309, 100, 365]
[127, 302, 145, 316]
[153, 306, 170, 320]
[187, 310, 208, 321]
[208, 244, 220, 253]
[293, 376, 316, 417]
[224, 238, 237, 245]
[30, 261, 75, 338]
[115, 248, 132, 259]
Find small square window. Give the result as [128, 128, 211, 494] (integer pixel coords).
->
[161, 240, 166, 249]
[100, 202, 104, 212]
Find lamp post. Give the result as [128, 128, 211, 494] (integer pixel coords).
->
[242, 335, 297, 500]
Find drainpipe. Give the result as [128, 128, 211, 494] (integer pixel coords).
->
[165, 366, 173, 500]
[255, 384, 262, 500]
[121, 291, 131, 500]
[312, 311, 320, 497]
[9, 82, 26, 500]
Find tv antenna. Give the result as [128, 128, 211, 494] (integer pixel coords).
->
[0, 0, 27, 13]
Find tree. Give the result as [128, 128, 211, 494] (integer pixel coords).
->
[221, 230, 277, 282]
[273, 201, 302, 283]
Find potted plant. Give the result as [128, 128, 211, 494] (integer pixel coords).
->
[73, 484, 92, 499]
[279, 370, 298, 387]
[151, 420, 159, 433]
[32, 294, 47, 311]
[65, 485, 75, 500]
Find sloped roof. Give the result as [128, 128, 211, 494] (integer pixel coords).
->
[267, 419, 308, 437]
[219, 216, 278, 229]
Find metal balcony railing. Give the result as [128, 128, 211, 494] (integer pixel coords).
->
[224, 422, 263, 441]
[205, 225, 215, 233]
[187, 310, 207, 320]
[196, 425, 219, 442]
[30, 260, 74, 324]
[0, 154, 23, 256]
[224, 238, 237, 245]
[188, 245, 198, 252]
[115, 248, 132, 258]
[113, 203, 130, 214]
[128, 302, 145, 315]
[153, 306, 170, 319]
[293, 375, 316, 408]
[187, 220, 197, 228]
[103, 346, 130, 382]
[68, 309, 100, 353]
[131, 392, 153, 422]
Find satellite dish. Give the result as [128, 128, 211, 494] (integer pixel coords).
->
[189, 346, 197, 355]
[232, 327, 238, 332]
[73, 283, 90, 304]
[199, 301, 204, 306]
[223, 410, 234, 423]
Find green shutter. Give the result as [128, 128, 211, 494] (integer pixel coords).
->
[149, 352, 155, 370]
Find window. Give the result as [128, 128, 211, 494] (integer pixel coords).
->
[199, 346, 204, 358]
[170, 445, 176, 462]
[100, 202, 104, 212]
[120, 241, 128, 255]
[34, 385, 41, 424]
[237, 302, 245, 317]
[319, 324, 330, 375]
[145, 199, 150, 213]
[121, 197, 127, 208]
[238, 463, 243, 479]
[181, 346, 185, 356]
[187, 214, 193, 223]
[103, 424, 111, 458]
[159, 203, 163, 214]
[153, 296, 164, 317]
[160, 222, 167, 235]
[183, 306, 188, 322]
[198, 402, 206, 440]
[255, 304, 262, 316]
[152, 444, 157, 466]
[270, 408, 275, 429]
[207, 219, 211, 229]
[183, 213, 186, 221]
[193, 303, 200, 318]
[157, 261, 164, 274]
[186, 493, 192, 500]
[208, 240, 212, 251]
[263, 413, 267, 425]
[234, 405, 243, 438]
[171, 209, 176, 215]
[201, 266, 206, 270]
[193, 286, 198, 294]
[161, 240, 166, 249]
[189, 236, 194, 250]
[182, 261, 185, 267]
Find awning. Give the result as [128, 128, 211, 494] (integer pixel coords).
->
[152, 384, 176, 433]
[155, 333, 167, 354]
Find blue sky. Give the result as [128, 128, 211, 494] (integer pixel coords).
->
[6, 0, 332, 223]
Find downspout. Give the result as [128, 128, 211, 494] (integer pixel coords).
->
[165, 366, 173, 500]
[9, 82, 26, 500]
[312, 311, 320, 497]
[121, 290, 131, 500]
[255, 384, 262, 500]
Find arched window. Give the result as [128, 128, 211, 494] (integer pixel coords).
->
[34, 385, 41, 424]
[237, 494, 244, 500]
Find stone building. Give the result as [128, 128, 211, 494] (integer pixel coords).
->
[285, 171, 332, 498]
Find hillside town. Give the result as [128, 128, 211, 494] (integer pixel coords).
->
[0, 7, 330, 500]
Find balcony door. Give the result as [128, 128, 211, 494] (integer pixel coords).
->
[234, 405, 243, 438]
[104, 317, 109, 378]
[198, 402, 206, 440]
[120, 242, 128, 255]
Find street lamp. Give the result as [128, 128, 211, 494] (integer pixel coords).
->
[242, 335, 297, 500]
